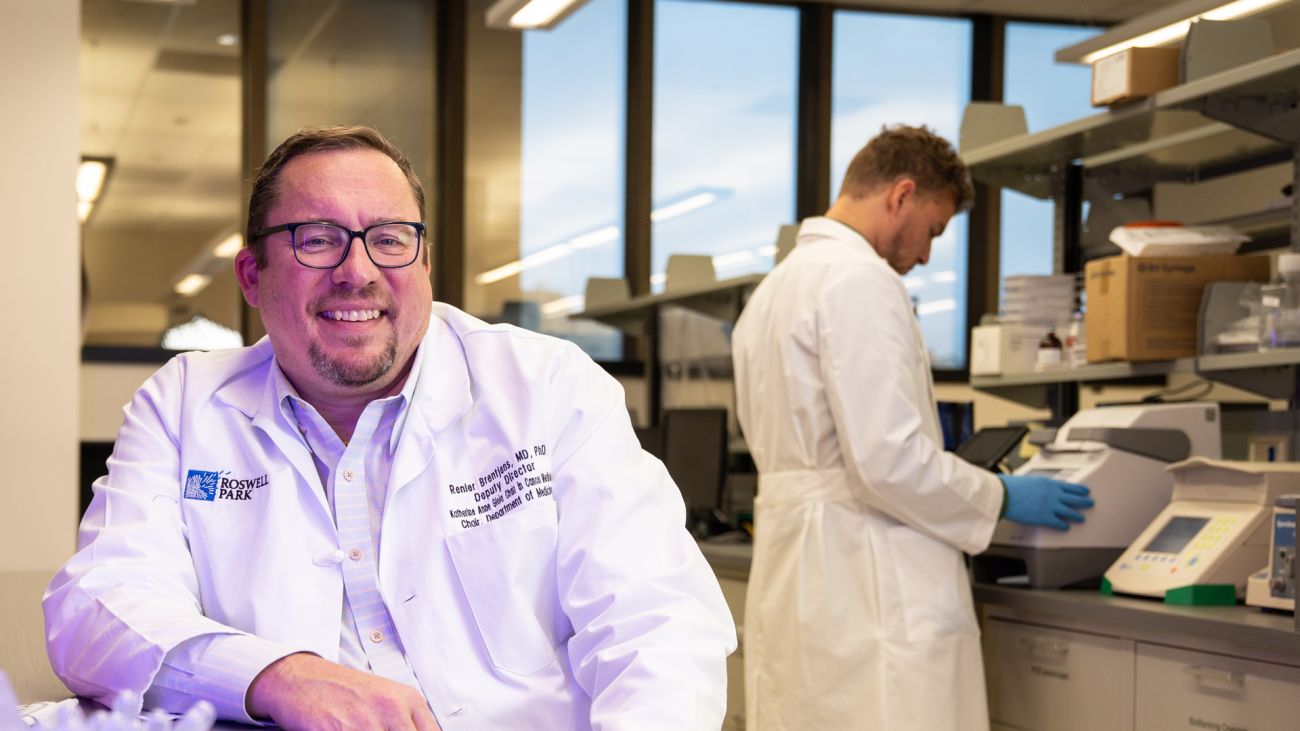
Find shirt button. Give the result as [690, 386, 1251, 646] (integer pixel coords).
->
[348, 548, 363, 561]
[343, 469, 355, 482]
[369, 630, 384, 644]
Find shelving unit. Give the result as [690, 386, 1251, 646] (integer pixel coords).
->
[971, 349, 1300, 407]
[575, 274, 761, 336]
[962, 48, 1300, 415]
[574, 274, 763, 426]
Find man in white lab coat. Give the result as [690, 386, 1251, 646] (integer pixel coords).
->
[732, 125, 1092, 730]
[45, 126, 736, 730]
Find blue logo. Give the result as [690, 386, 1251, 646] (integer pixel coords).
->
[184, 470, 220, 501]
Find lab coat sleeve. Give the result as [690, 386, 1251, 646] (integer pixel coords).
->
[43, 356, 302, 717]
[547, 346, 737, 731]
[817, 265, 1002, 554]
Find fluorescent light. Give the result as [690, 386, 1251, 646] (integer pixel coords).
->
[540, 295, 586, 316]
[756, 245, 779, 257]
[917, 299, 957, 317]
[216, 33, 239, 47]
[485, 0, 589, 29]
[712, 250, 756, 270]
[212, 233, 243, 258]
[569, 225, 620, 250]
[1073, 0, 1288, 64]
[930, 270, 958, 284]
[77, 158, 111, 222]
[1081, 23, 1191, 64]
[475, 190, 725, 285]
[77, 161, 107, 202]
[174, 273, 212, 297]
[651, 192, 718, 223]
[162, 315, 242, 351]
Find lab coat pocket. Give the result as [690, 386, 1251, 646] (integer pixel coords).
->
[445, 501, 566, 675]
[886, 527, 977, 643]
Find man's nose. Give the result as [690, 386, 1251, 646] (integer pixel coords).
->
[331, 235, 380, 286]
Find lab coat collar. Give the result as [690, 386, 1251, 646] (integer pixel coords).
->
[799, 216, 889, 267]
[212, 307, 471, 438]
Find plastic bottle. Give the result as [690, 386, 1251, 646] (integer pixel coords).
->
[1035, 329, 1064, 371]
[1261, 253, 1300, 350]
[1065, 311, 1087, 368]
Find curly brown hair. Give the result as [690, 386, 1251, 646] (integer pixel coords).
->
[244, 125, 426, 269]
[837, 125, 973, 211]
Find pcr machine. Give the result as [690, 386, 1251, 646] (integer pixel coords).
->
[1105, 459, 1300, 604]
[973, 402, 1221, 589]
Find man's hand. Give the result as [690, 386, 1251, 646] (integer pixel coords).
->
[247, 652, 440, 730]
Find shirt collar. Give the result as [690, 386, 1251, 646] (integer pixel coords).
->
[271, 341, 427, 456]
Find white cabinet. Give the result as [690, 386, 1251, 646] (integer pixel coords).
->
[1135, 643, 1300, 731]
[983, 618, 1135, 731]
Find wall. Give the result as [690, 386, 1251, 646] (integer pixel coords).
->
[1, 0, 80, 572]
[0, 0, 80, 704]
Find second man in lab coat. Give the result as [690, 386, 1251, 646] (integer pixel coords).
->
[732, 125, 1093, 730]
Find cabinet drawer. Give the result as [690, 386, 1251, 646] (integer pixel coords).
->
[984, 618, 1135, 731]
[1135, 643, 1300, 731]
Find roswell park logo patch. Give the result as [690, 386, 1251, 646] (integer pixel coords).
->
[184, 469, 269, 502]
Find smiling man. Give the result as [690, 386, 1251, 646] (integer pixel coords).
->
[731, 125, 1090, 730]
[45, 126, 736, 731]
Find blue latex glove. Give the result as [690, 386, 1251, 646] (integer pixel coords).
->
[998, 474, 1094, 531]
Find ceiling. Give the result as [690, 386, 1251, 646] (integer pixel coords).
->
[78, 0, 1186, 345]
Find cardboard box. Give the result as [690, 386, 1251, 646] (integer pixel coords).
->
[1085, 254, 1270, 363]
[1092, 46, 1181, 106]
[971, 323, 1046, 376]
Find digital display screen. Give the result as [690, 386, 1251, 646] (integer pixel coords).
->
[1143, 516, 1211, 554]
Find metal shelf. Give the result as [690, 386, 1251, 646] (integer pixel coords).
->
[574, 274, 762, 335]
[961, 48, 1300, 199]
[971, 348, 1300, 406]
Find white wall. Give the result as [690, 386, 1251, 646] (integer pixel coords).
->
[0, 1, 80, 572]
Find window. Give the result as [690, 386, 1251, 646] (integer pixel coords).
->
[652, 0, 799, 292]
[1000, 22, 1102, 280]
[464, 0, 626, 360]
[831, 10, 973, 369]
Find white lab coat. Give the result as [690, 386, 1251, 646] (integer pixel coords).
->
[44, 303, 736, 731]
[731, 217, 1002, 730]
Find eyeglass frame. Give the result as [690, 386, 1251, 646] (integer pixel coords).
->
[251, 220, 427, 270]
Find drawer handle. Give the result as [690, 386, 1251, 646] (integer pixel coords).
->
[1182, 665, 1245, 688]
[1017, 638, 1069, 657]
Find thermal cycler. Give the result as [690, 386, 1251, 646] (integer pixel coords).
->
[972, 402, 1221, 589]
[1105, 459, 1300, 604]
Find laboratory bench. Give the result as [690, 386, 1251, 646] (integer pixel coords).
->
[699, 542, 1300, 731]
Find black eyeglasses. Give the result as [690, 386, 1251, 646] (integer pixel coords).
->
[253, 221, 425, 269]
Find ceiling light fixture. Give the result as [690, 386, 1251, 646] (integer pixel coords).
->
[215, 33, 239, 47]
[1057, 0, 1290, 64]
[212, 233, 243, 258]
[77, 157, 113, 224]
[485, 0, 590, 30]
[474, 189, 726, 285]
[174, 273, 212, 297]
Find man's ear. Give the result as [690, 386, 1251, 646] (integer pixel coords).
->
[886, 177, 917, 215]
[234, 248, 262, 308]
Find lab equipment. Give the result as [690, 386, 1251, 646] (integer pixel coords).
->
[1260, 252, 1300, 350]
[1245, 495, 1297, 612]
[1103, 459, 1300, 604]
[973, 402, 1222, 589]
[999, 474, 1093, 530]
[955, 426, 1028, 471]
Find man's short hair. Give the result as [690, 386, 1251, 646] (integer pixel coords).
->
[245, 125, 426, 268]
[837, 124, 974, 211]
